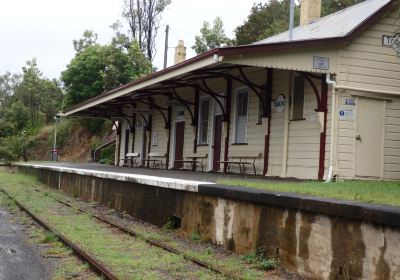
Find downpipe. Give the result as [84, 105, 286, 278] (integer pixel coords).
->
[325, 74, 337, 182]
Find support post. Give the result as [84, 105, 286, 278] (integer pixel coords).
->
[263, 68, 273, 175]
[147, 115, 153, 168]
[223, 78, 232, 173]
[131, 103, 137, 153]
[166, 99, 172, 169]
[318, 78, 328, 180]
[116, 121, 122, 166]
[193, 87, 200, 153]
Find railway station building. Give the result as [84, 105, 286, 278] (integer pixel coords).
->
[63, 0, 400, 181]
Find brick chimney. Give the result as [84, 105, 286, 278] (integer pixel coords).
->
[174, 40, 186, 65]
[300, 0, 322, 26]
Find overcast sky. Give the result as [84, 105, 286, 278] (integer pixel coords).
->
[0, 0, 258, 80]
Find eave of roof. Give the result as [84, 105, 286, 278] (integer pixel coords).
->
[63, 0, 395, 116]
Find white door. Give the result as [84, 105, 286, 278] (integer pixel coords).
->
[355, 98, 384, 178]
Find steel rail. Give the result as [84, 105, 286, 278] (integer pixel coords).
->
[0, 189, 119, 280]
[43, 192, 244, 280]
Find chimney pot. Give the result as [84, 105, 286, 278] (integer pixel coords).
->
[300, 0, 322, 26]
[174, 40, 186, 65]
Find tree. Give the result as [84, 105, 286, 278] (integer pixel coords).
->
[13, 59, 63, 127]
[13, 59, 45, 127]
[235, 0, 299, 45]
[73, 30, 98, 52]
[235, 0, 365, 45]
[0, 72, 20, 109]
[62, 30, 152, 108]
[321, 0, 365, 16]
[40, 79, 63, 123]
[192, 17, 233, 55]
[123, 0, 171, 60]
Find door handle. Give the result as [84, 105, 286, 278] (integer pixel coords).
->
[356, 134, 362, 141]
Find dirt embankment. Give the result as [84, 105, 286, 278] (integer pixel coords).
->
[27, 123, 110, 162]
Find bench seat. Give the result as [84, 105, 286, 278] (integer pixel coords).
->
[174, 152, 208, 172]
[219, 152, 261, 175]
[143, 152, 166, 169]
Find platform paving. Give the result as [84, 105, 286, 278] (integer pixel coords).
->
[18, 161, 288, 184]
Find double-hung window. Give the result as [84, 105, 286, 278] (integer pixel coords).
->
[235, 89, 248, 144]
[199, 98, 210, 144]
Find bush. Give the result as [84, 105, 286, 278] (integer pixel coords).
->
[242, 249, 279, 271]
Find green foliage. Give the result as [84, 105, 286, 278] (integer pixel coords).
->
[0, 133, 35, 162]
[13, 59, 63, 127]
[235, 0, 365, 45]
[242, 250, 278, 271]
[191, 229, 201, 241]
[235, 0, 300, 45]
[53, 119, 75, 148]
[100, 144, 115, 164]
[0, 72, 21, 110]
[99, 158, 113, 165]
[321, 0, 365, 16]
[192, 17, 233, 55]
[41, 232, 58, 244]
[62, 30, 152, 108]
[4, 100, 29, 132]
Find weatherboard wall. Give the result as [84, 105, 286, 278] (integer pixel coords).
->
[117, 67, 332, 179]
[337, 9, 400, 94]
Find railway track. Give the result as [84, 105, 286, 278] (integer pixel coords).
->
[0, 188, 118, 280]
[4, 187, 244, 280]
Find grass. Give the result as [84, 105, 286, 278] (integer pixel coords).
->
[0, 192, 99, 280]
[218, 179, 400, 207]
[0, 170, 268, 280]
[0, 171, 234, 280]
[242, 251, 279, 271]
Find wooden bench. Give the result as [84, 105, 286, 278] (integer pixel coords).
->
[219, 152, 261, 175]
[124, 152, 140, 167]
[174, 152, 208, 172]
[142, 152, 166, 169]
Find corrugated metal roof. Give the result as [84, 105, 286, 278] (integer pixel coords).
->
[254, 0, 391, 45]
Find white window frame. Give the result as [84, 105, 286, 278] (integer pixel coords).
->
[233, 87, 249, 144]
[198, 96, 210, 145]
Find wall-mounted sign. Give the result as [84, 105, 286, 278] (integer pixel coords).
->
[339, 105, 356, 121]
[271, 94, 286, 113]
[152, 131, 158, 146]
[382, 33, 400, 54]
[345, 98, 356, 106]
[313, 56, 329, 70]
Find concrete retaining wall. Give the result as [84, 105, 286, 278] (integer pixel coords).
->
[17, 165, 400, 280]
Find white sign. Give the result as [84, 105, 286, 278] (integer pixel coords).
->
[313, 56, 329, 70]
[345, 98, 356, 106]
[382, 33, 400, 55]
[339, 105, 356, 121]
[152, 131, 158, 146]
[271, 94, 286, 113]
